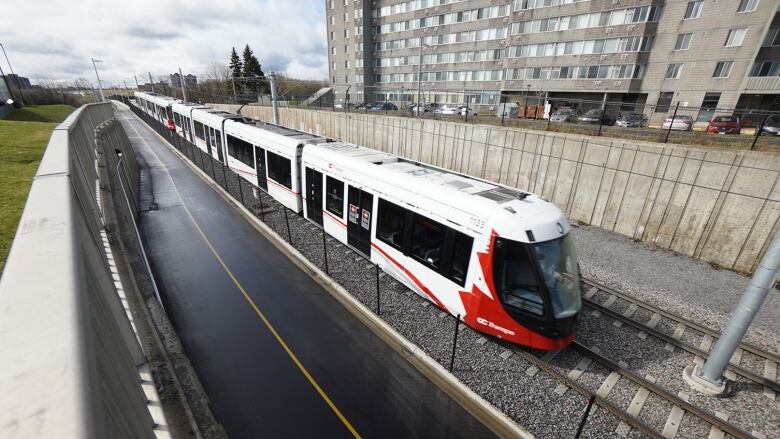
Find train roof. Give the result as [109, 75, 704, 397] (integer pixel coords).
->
[225, 119, 328, 154]
[191, 107, 246, 126]
[172, 101, 208, 113]
[304, 142, 561, 234]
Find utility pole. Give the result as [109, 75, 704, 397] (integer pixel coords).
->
[148, 72, 155, 94]
[1, 43, 26, 105]
[269, 73, 280, 125]
[91, 58, 105, 102]
[684, 232, 780, 395]
[178, 67, 188, 102]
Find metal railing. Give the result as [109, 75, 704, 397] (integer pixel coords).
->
[0, 103, 159, 438]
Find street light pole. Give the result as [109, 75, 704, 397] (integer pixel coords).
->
[415, 43, 429, 118]
[1, 43, 25, 105]
[91, 58, 105, 102]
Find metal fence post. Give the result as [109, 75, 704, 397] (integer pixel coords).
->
[284, 207, 293, 244]
[449, 314, 461, 372]
[751, 115, 767, 150]
[597, 108, 605, 137]
[574, 395, 596, 439]
[664, 102, 679, 144]
[322, 227, 329, 275]
[375, 264, 381, 315]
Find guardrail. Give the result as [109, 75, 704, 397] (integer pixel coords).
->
[0, 103, 160, 438]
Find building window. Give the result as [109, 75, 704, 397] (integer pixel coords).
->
[344, 12, 348, 21]
[345, 60, 350, 68]
[751, 61, 780, 77]
[354, 9, 363, 18]
[764, 29, 780, 47]
[737, 0, 759, 12]
[344, 29, 350, 38]
[697, 92, 721, 122]
[724, 28, 747, 47]
[674, 33, 692, 50]
[713, 61, 733, 78]
[266, 151, 292, 189]
[656, 92, 674, 112]
[344, 0, 348, 5]
[325, 176, 344, 217]
[331, 61, 336, 70]
[377, 199, 406, 250]
[330, 0, 334, 9]
[665, 63, 683, 79]
[330, 31, 335, 40]
[684, 0, 703, 19]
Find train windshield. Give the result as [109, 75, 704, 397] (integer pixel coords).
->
[532, 235, 581, 318]
[495, 235, 581, 319]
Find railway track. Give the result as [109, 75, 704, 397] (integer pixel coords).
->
[507, 339, 754, 438]
[581, 278, 780, 398]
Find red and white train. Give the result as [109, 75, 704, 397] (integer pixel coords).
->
[134, 91, 582, 350]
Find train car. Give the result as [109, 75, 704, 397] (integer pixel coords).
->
[189, 108, 246, 164]
[301, 142, 581, 350]
[171, 101, 207, 143]
[223, 119, 328, 212]
[134, 91, 177, 128]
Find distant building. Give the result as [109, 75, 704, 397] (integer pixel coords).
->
[3, 74, 31, 89]
[169, 73, 197, 88]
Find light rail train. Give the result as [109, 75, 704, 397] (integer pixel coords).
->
[133, 91, 582, 350]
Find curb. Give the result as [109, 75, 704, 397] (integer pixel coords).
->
[137, 110, 534, 439]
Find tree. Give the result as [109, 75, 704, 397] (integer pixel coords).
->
[229, 47, 242, 78]
[241, 44, 268, 94]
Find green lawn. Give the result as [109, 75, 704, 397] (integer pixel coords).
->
[0, 105, 75, 273]
[4, 104, 76, 123]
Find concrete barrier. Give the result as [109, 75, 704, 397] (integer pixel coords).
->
[212, 104, 780, 275]
[0, 103, 164, 438]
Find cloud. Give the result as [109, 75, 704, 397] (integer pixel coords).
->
[0, 0, 328, 85]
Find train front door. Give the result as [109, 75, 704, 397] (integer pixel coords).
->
[347, 186, 373, 256]
[305, 167, 323, 226]
[255, 146, 268, 190]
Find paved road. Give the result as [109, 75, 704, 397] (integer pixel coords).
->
[117, 109, 496, 439]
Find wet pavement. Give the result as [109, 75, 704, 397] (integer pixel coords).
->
[117, 109, 496, 439]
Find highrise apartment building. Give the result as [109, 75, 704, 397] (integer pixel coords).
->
[326, 0, 779, 116]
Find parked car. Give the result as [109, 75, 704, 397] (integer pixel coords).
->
[760, 116, 780, 135]
[439, 105, 477, 117]
[615, 113, 647, 128]
[355, 102, 370, 110]
[549, 108, 577, 123]
[577, 109, 614, 125]
[370, 102, 398, 111]
[661, 115, 694, 131]
[706, 115, 742, 134]
[410, 103, 439, 114]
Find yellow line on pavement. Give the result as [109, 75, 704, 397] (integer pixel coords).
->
[125, 114, 361, 438]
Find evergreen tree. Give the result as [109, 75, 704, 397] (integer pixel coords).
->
[229, 47, 242, 78]
[241, 44, 268, 93]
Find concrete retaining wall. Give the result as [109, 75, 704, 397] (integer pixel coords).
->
[213, 104, 780, 275]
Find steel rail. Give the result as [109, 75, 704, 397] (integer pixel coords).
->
[582, 278, 780, 365]
[570, 342, 754, 439]
[582, 297, 780, 393]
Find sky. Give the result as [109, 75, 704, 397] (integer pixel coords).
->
[0, 0, 328, 87]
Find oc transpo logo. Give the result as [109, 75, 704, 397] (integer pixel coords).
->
[476, 317, 515, 336]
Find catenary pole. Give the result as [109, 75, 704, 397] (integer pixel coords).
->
[269, 72, 280, 125]
[91, 58, 105, 102]
[148, 72, 155, 94]
[684, 232, 780, 395]
[178, 67, 188, 102]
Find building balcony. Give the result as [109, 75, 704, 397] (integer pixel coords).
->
[744, 76, 780, 93]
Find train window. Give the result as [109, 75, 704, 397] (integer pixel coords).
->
[325, 176, 344, 217]
[194, 121, 205, 140]
[227, 135, 254, 167]
[532, 235, 581, 318]
[215, 129, 222, 150]
[377, 199, 406, 250]
[411, 215, 444, 270]
[267, 151, 292, 189]
[494, 238, 544, 316]
[447, 232, 473, 286]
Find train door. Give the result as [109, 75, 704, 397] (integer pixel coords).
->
[255, 146, 268, 190]
[305, 167, 323, 226]
[347, 186, 373, 256]
[204, 124, 213, 156]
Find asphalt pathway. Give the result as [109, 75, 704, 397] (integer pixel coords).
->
[117, 108, 496, 439]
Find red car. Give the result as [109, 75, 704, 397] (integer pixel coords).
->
[706, 115, 742, 134]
